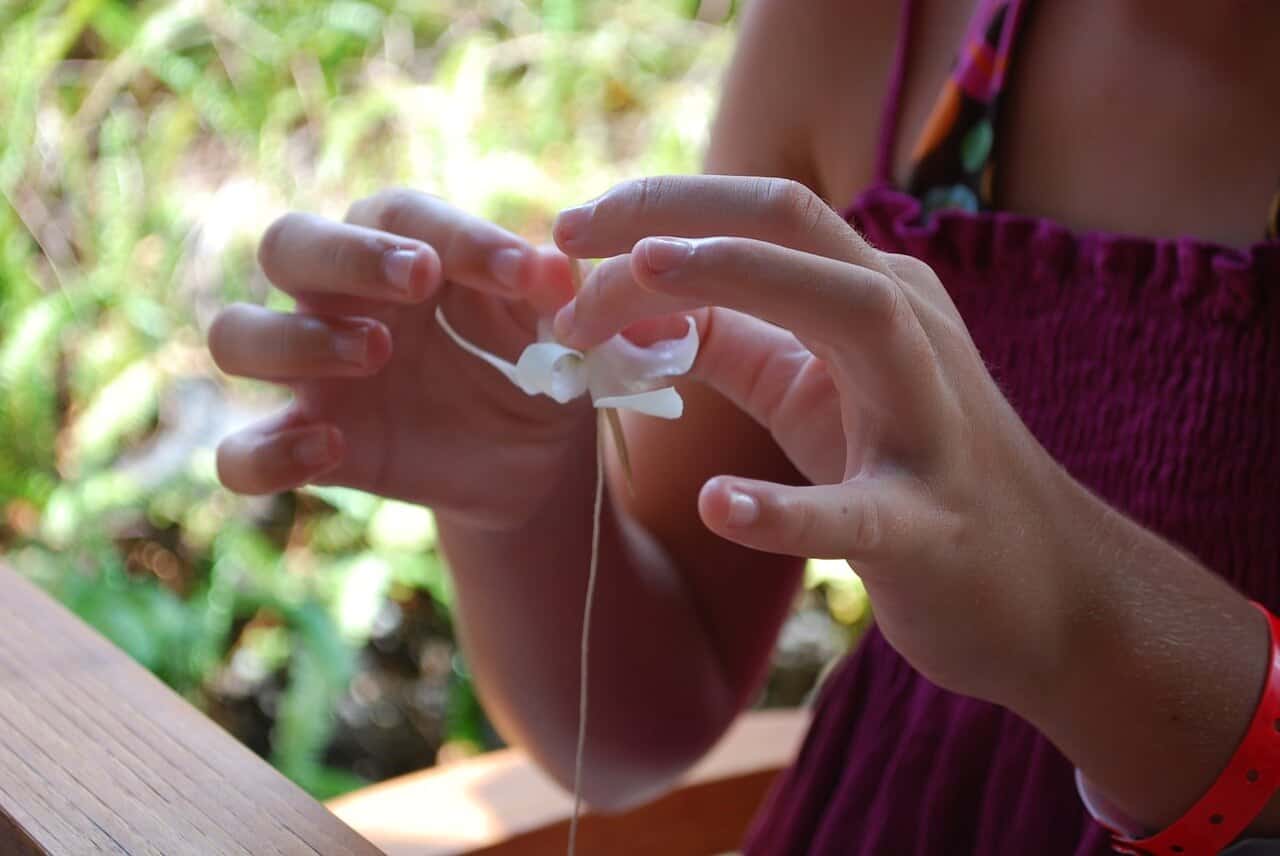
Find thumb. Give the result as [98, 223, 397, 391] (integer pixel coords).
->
[698, 475, 918, 561]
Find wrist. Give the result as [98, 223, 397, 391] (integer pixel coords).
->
[1003, 469, 1271, 833]
[434, 409, 599, 536]
[974, 454, 1099, 718]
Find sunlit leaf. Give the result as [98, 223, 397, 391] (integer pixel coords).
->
[66, 358, 162, 475]
[367, 500, 436, 552]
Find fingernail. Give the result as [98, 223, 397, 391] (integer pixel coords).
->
[555, 203, 594, 245]
[726, 489, 760, 528]
[292, 430, 335, 469]
[383, 249, 418, 295]
[643, 238, 692, 274]
[553, 302, 577, 343]
[332, 327, 368, 366]
[489, 248, 525, 293]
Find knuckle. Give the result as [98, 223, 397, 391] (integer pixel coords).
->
[251, 433, 298, 489]
[257, 214, 296, 278]
[206, 304, 250, 369]
[781, 494, 817, 549]
[697, 235, 740, 265]
[599, 175, 667, 222]
[594, 179, 637, 222]
[760, 178, 824, 233]
[860, 272, 904, 325]
[757, 350, 820, 435]
[214, 441, 235, 488]
[850, 499, 881, 554]
[294, 315, 330, 344]
[884, 252, 941, 292]
[344, 196, 373, 225]
[281, 316, 328, 362]
[215, 436, 254, 493]
[330, 233, 385, 279]
[583, 256, 623, 313]
[371, 187, 423, 235]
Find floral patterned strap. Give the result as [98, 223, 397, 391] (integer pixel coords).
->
[905, 0, 1026, 217]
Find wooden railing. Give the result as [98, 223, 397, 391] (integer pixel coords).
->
[0, 566, 382, 855]
[0, 564, 807, 855]
[328, 709, 807, 855]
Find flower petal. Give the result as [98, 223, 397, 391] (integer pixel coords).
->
[437, 308, 695, 420]
[593, 387, 684, 419]
[515, 343, 588, 403]
[586, 316, 699, 399]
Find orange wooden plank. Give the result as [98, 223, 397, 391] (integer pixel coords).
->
[328, 708, 809, 856]
[0, 565, 385, 856]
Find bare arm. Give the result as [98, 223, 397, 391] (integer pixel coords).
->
[436, 0, 900, 808]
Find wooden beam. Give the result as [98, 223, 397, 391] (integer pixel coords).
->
[327, 708, 809, 856]
[0, 566, 385, 856]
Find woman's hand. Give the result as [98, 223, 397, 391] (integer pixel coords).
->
[209, 189, 590, 529]
[550, 175, 1085, 707]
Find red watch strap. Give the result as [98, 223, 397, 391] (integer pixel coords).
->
[1111, 602, 1280, 855]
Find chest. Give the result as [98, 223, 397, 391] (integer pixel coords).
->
[819, 0, 1280, 248]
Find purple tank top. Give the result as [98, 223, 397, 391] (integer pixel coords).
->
[742, 2, 1280, 853]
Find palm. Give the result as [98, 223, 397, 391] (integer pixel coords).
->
[694, 309, 847, 486]
[294, 286, 587, 515]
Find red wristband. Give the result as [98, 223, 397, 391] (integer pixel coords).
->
[1110, 602, 1280, 856]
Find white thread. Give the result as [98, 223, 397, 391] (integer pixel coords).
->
[568, 416, 606, 856]
[434, 305, 523, 386]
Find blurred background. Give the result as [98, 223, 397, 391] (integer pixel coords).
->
[0, 0, 869, 802]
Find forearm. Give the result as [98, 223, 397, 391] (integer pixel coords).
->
[1008, 468, 1277, 835]
[436, 414, 739, 808]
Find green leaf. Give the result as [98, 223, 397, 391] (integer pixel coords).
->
[367, 500, 436, 552]
[65, 358, 162, 475]
[332, 553, 393, 642]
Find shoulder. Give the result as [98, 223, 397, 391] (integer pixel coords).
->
[707, 0, 906, 201]
[734, 0, 903, 59]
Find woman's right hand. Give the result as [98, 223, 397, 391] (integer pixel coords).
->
[209, 188, 590, 529]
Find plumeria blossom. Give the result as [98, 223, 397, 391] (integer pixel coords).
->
[434, 308, 699, 419]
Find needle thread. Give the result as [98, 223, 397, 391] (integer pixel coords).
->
[568, 415, 606, 856]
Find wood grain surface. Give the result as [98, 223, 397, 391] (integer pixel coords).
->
[0, 565, 385, 856]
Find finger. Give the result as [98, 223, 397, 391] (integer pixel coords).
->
[259, 212, 442, 302]
[564, 235, 911, 360]
[217, 419, 344, 495]
[554, 175, 889, 274]
[578, 302, 839, 444]
[637, 235, 934, 384]
[552, 254, 686, 347]
[208, 304, 392, 381]
[345, 188, 535, 297]
[698, 475, 920, 562]
[690, 308, 844, 458]
[523, 245, 578, 316]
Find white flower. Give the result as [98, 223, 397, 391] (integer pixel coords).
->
[435, 308, 698, 419]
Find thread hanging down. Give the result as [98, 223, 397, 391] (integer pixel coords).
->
[567, 413, 608, 856]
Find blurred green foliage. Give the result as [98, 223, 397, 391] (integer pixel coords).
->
[0, 0, 864, 802]
[0, 0, 740, 800]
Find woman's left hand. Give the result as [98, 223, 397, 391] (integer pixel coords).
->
[551, 174, 1087, 708]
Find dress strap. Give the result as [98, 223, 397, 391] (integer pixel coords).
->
[873, 0, 920, 185]
[903, 0, 1033, 214]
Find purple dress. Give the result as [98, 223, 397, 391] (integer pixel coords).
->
[742, 1, 1280, 853]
